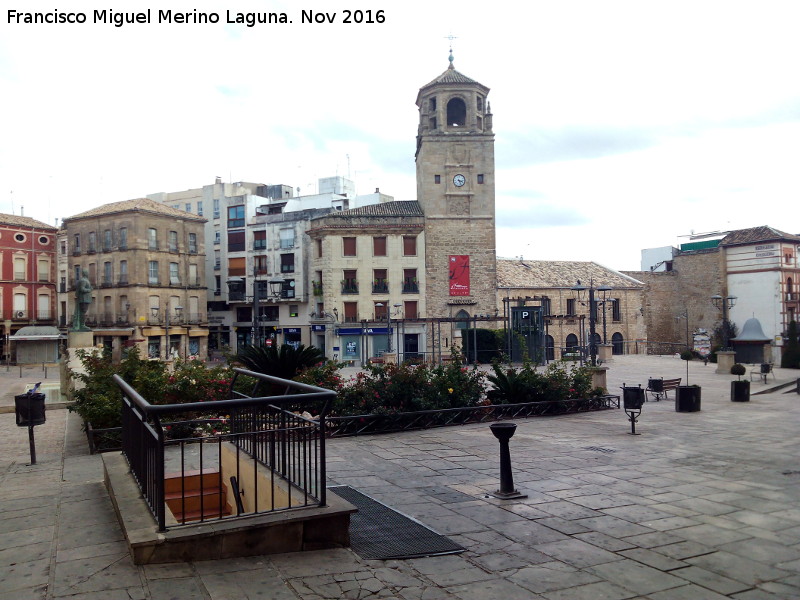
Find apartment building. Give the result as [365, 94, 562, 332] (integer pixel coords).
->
[61, 198, 208, 361]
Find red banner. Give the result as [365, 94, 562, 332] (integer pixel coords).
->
[449, 255, 470, 296]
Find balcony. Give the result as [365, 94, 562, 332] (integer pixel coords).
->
[118, 277, 129, 286]
[103, 245, 112, 253]
[402, 281, 419, 294]
[312, 281, 323, 296]
[72, 249, 81, 256]
[343, 316, 359, 323]
[149, 243, 159, 251]
[119, 244, 128, 251]
[101, 278, 113, 288]
[341, 281, 359, 294]
[372, 281, 389, 294]
[100, 313, 116, 327]
[148, 277, 160, 285]
[87, 246, 96, 255]
[229, 292, 245, 302]
[187, 313, 205, 325]
[169, 245, 179, 254]
[787, 292, 797, 302]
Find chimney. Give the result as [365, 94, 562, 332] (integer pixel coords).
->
[375, 188, 379, 193]
[215, 176, 222, 184]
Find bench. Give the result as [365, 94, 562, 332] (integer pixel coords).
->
[646, 377, 681, 402]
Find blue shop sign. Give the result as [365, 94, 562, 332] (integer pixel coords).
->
[284, 328, 301, 334]
[336, 327, 392, 336]
[311, 325, 326, 332]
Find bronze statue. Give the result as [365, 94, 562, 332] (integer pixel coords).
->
[71, 270, 93, 331]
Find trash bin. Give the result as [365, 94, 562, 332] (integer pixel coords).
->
[622, 386, 645, 410]
[15, 392, 46, 427]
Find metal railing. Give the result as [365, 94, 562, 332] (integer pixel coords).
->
[113, 368, 335, 532]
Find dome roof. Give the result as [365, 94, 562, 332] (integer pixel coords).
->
[733, 318, 770, 342]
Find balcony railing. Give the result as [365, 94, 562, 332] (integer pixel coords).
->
[113, 368, 334, 532]
[372, 281, 389, 293]
[402, 281, 419, 293]
[341, 281, 358, 294]
[312, 282, 323, 296]
[118, 277, 129, 286]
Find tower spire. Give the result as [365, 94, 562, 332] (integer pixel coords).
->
[445, 33, 457, 69]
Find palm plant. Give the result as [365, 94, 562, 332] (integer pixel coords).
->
[234, 344, 325, 380]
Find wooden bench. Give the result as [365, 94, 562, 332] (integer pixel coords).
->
[646, 377, 681, 402]
[750, 363, 775, 384]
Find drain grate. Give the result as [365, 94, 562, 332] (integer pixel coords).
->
[584, 446, 616, 454]
[330, 485, 464, 560]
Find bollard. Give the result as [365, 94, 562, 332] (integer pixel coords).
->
[488, 423, 527, 499]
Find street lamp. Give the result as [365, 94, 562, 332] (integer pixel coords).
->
[596, 286, 612, 343]
[571, 279, 609, 366]
[711, 294, 737, 350]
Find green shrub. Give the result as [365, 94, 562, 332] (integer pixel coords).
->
[486, 360, 598, 405]
[730, 363, 746, 379]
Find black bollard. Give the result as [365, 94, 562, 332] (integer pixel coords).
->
[488, 423, 527, 499]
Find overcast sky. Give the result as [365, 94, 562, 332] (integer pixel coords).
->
[3, 0, 799, 271]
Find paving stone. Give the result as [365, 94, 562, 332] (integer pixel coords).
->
[575, 515, 654, 538]
[509, 562, 602, 594]
[572, 531, 637, 552]
[534, 538, 622, 568]
[671, 565, 752, 595]
[448, 577, 544, 600]
[586, 559, 688, 596]
[650, 540, 715, 560]
[619, 547, 688, 571]
[540, 581, 639, 600]
[647, 584, 730, 599]
[685, 550, 792, 587]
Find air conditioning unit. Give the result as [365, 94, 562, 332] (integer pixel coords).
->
[15, 311, 24, 318]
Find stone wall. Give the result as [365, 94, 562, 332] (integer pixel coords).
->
[624, 248, 724, 348]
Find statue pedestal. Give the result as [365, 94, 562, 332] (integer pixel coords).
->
[715, 351, 736, 375]
[62, 331, 98, 399]
[598, 344, 613, 364]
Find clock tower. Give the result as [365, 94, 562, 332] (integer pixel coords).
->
[415, 53, 497, 324]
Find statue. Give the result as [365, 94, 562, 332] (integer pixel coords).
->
[71, 270, 93, 331]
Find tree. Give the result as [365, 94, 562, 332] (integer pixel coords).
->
[781, 320, 800, 369]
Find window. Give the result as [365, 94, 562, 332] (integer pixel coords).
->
[119, 260, 128, 284]
[74, 265, 81, 284]
[38, 235, 48, 245]
[403, 236, 417, 256]
[429, 97, 436, 111]
[612, 299, 621, 322]
[185, 203, 191, 213]
[403, 268, 418, 293]
[118, 228, 127, 250]
[169, 262, 180, 285]
[316, 238, 323, 258]
[280, 254, 295, 273]
[189, 264, 199, 286]
[148, 228, 158, 250]
[148, 261, 159, 284]
[13, 292, 26, 317]
[214, 250, 220, 270]
[253, 230, 266, 250]
[373, 236, 387, 256]
[214, 230, 221, 245]
[73, 233, 81, 254]
[477, 174, 484, 184]
[228, 205, 245, 228]
[103, 229, 112, 251]
[373, 269, 388, 293]
[213, 198, 220, 219]
[254, 255, 268, 274]
[342, 237, 357, 257]
[280, 228, 295, 249]
[374, 302, 387, 321]
[197, 201, 203, 216]
[343, 302, 358, 323]
[168, 230, 178, 252]
[404, 301, 418, 320]
[60, 240, 66, 255]
[88, 231, 96, 253]
[228, 257, 246, 276]
[281, 279, 295, 298]
[447, 97, 467, 127]
[434, 175, 441, 184]
[228, 231, 245, 252]
[12, 232, 24, 243]
[88, 263, 96, 285]
[477, 96, 483, 111]
[188, 233, 198, 254]
[342, 270, 358, 294]
[14, 257, 25, 280]
[289, 305, 299, 318]
[541, 297, 551, 316]
[565, 333, 579, 350]
[37, 258, 49, 281]
[103, 261, 112, 286]
[566, 298, 576, 316]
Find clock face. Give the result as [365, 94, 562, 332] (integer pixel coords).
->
[453, 174, 466, 187]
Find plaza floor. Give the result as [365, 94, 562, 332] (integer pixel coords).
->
[0, 355, 798, 599]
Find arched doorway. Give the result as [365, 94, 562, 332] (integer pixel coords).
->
[545, 335, 555, 361]
[612, 332, 624, 355]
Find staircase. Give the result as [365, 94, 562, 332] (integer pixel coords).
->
[164, 469, 232, 523]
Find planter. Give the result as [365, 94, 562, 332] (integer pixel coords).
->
[731, 380, 750, 402]
[675, 386, 701, 412]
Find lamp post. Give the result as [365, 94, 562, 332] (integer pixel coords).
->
[711, 294, 737, 350]
[571, 280, 609, 367]
[596, 286, 612, 343]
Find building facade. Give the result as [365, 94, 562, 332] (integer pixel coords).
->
[498, 259, 646, 360]
[61, 199, 208, 361]
[0, 214, 58, 361]
[306, 201, 427, 363]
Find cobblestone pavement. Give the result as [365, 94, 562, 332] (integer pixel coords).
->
[0, 355, 798, 599]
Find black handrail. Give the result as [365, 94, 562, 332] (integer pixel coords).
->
[113, 368, 335, 532]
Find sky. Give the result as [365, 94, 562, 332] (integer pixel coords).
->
[2, 0, 799, 271]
